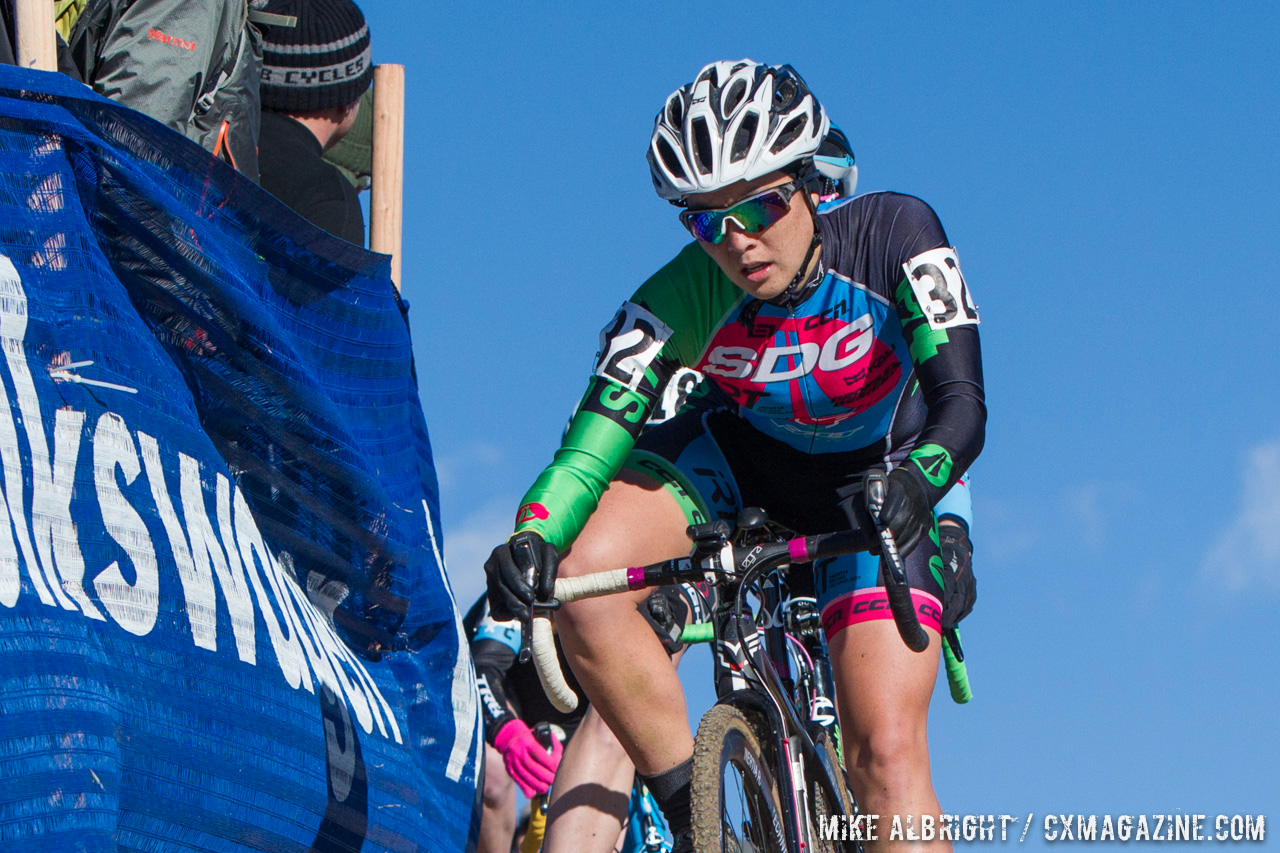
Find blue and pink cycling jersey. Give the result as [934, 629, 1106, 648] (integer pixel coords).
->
[514, 192, 986, 636]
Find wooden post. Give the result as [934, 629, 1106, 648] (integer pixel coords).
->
[370, 64, 405, 290]
[14, 0, 58, 72]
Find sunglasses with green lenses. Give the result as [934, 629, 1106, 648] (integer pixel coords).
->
[679, 182, 801, 244]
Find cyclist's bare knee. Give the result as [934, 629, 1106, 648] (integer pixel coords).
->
[844, 712, 926, 778]
[557, 470, 690, 582]
[828, 619, 942, 814]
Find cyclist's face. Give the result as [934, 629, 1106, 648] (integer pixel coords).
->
[687, 171, 817, 301]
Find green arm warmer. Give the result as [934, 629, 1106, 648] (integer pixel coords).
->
[512, 377, 656, 550]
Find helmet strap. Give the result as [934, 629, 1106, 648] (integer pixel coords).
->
[773, 176, 823, 306]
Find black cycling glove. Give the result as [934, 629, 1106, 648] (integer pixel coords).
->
[484, 530, 559, 622]
[879, 466, 933, 558]
[938, 518, 976, 628]
[639, 586, 690, 656]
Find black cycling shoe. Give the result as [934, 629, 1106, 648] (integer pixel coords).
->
[670, 828, 694, 853]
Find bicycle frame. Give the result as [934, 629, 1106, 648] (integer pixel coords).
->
[700, 543, 853, 852]
[531, 471, 958, 851]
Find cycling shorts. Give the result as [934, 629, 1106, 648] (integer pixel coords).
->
[623, 405, 945, 640]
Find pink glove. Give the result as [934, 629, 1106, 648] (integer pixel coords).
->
[494, 720, 563, 798]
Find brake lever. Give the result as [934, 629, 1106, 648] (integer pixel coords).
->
[512, 536, 559, 663]
[864, 470, 929, 652]
[864, 471, 908, 587]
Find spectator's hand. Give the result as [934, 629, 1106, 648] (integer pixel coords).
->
[493, 720, 562, 798]
[879, 467, 932, 557]
[484, 531, 559, 622]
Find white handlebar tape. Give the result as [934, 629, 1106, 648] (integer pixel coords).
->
[532, 568, 638, 712]
[532, 614, 578, 713]
[553, 568, 633, 603]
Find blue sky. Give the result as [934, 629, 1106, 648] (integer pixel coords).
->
[364, 3, 1278, 845]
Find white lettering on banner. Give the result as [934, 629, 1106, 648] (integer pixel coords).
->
[0, 454, 16, 606]
[425, 499, 482, 783]
[1, 256, 88, 613]
[342, 634, 400, 741]
[301, 568, 379, 739]
[92, 412, 159, 636]
[139, 432, 207, 645]
[40, 408, 100, 617]
[283, 557, 345, 701]
[234, 487, 308, 690]
[0, 255, 49, 605]
[0, 253, 406, 744]
[175, 453, 223, 651]
[214, 474, 258, 663]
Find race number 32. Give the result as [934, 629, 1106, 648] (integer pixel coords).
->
[902, 247, 980, 331]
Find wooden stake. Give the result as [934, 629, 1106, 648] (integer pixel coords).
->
[14, 0, 57, 72]
[370, 64, 405, 290]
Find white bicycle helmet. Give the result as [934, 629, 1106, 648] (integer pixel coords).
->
[814, 124, 858, 200]
[647, 60, 831, 203]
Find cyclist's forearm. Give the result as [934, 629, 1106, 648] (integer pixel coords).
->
[514, 377, 656, 550]
[475, 670, 518, 744]
[907, 378, 986, 505]
[899, 315, 986, 506]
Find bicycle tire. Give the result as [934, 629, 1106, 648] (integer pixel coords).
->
[807, 732, 859, 853]
[691, 704, 788, 853]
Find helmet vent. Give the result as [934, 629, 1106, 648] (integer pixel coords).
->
[666, 95, 683, 128]
[773, 77, 799, 111]
[691, 117, 713, 175]
[656, 137, 687, 181]
[723, 79, 748, 117]
[770, 114, 807, 154]
[647, 60, 828, 202]
[730, 112, 758, 162]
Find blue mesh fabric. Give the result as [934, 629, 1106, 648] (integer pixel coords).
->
[0, 67, 480, 852]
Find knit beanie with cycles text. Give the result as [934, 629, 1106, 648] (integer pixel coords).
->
[259, 0, 372, 113]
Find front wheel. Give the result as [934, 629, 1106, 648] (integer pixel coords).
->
[807, 732, 859, 853]
[691, 704, 788, 853]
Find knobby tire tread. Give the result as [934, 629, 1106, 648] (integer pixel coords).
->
[807, 732, 858, 853]
[691, 704, 787, 853]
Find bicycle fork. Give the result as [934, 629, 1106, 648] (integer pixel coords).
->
[708, 579, 850, 851]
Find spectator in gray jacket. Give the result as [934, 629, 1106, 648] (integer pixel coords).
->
[68, 0, 269, 179]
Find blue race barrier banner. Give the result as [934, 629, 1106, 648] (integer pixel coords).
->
[0, 67, 480, 852]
